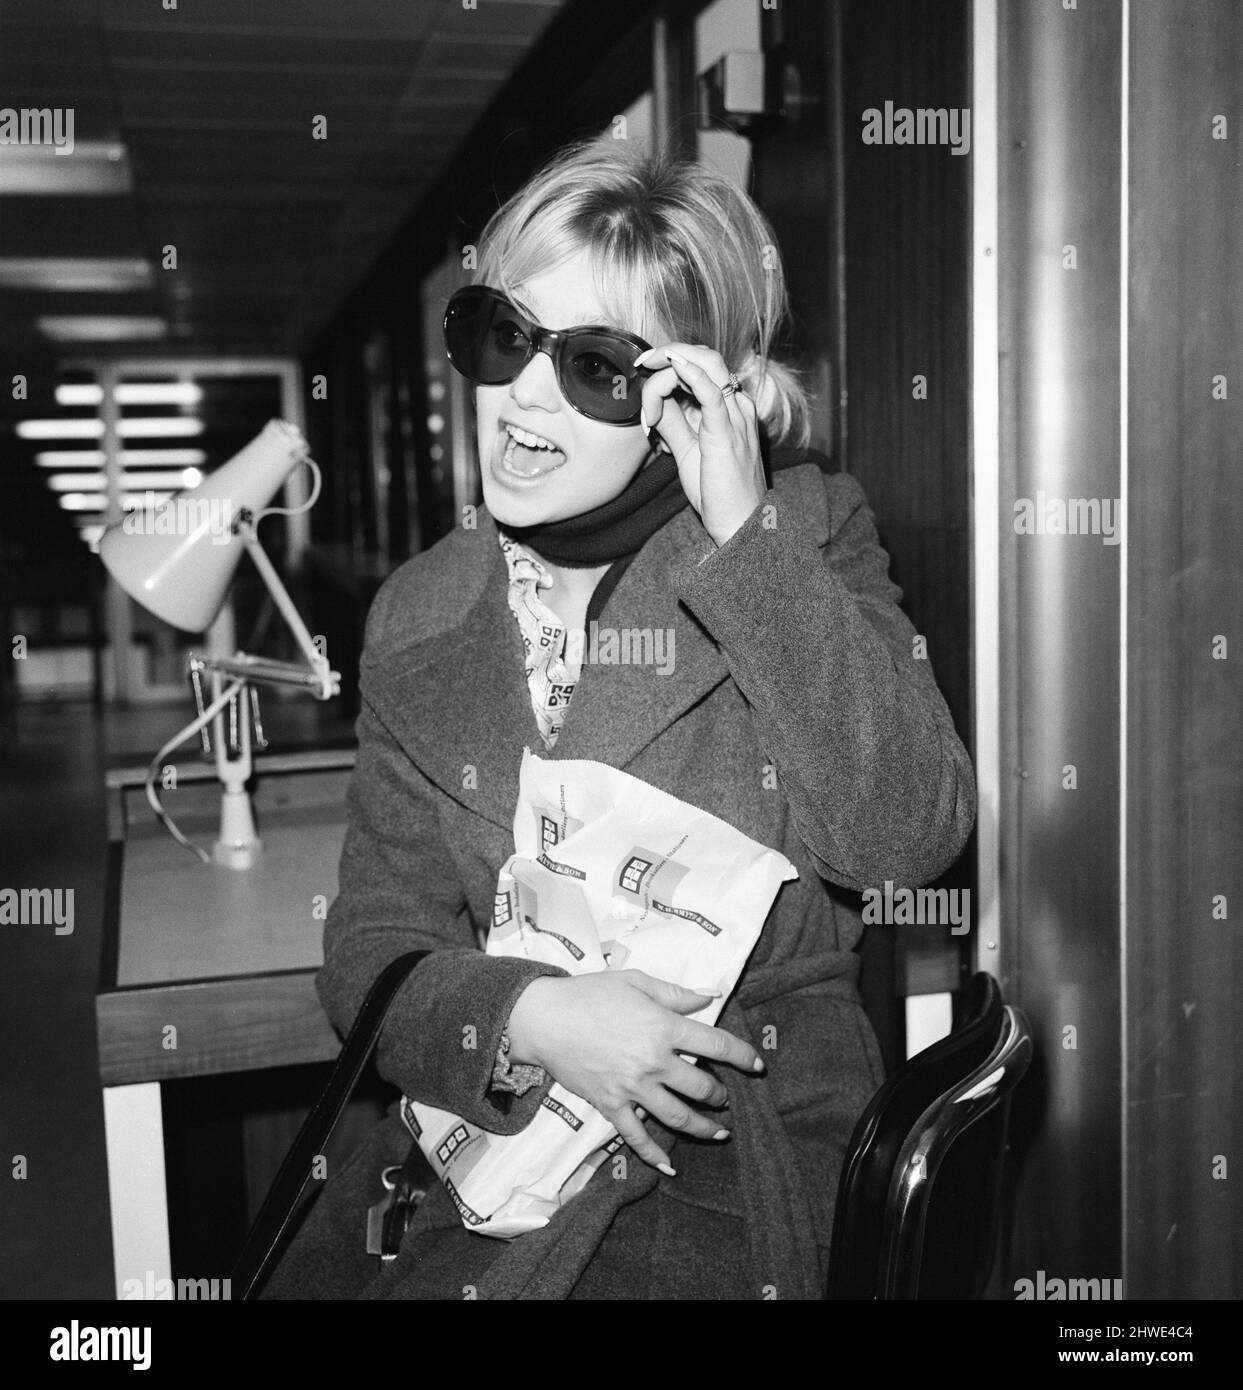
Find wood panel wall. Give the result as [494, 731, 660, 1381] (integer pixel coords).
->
[1125, 0, 1242, 1300]
[754, 0, 972, 1068]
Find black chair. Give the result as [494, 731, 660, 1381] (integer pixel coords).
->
[826, 972, 1033, 1299]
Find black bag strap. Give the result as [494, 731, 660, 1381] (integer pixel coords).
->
[232, 950, 429, 1301]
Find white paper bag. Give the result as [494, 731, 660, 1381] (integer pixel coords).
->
[402, 749, 797, 1238]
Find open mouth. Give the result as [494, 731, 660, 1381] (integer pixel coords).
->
[500, 422, 566, 478]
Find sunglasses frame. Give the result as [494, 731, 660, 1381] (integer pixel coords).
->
[443, 284, 655, 427]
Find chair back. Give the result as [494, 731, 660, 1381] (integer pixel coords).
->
[826, 972, 1020, 1299]
[881, 1004, 1032, 1297]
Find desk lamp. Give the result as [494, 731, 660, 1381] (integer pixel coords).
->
[99, 419, 340, 869]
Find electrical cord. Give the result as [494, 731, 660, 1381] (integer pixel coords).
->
[144, 677, 246, 864]
[252, 455, 322, 522]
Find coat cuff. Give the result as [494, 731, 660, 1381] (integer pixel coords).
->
[367, 952, 568, 1135]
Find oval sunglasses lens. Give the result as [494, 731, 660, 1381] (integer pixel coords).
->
[562, 334, 646, 423]
[446, 290, 527, 384]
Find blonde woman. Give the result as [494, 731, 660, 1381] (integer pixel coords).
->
[267, 139, 974, 1300]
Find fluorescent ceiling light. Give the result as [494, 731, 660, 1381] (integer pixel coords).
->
[0, 258, 153, 291]
[19, 420, 101, 439]
[48, 473, 105, 491]
[47, 470, 202, 492]
[55, 383, 203, 407]
[58, 491, 174, 512]
[18, 417, 203, 439]
[0, 140, 132, 195]
[34, 448, 208, 468]
[114, 417, 203, 439]
[36, 316, 168, 343]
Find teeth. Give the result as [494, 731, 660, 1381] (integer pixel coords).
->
[505, 423, 560, 452]
[501, 432, 564, 477]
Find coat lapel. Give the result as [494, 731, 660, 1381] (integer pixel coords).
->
[364, 533, 539, 834]
[362, 505, 733, 833]
[549, 504, 732, 768]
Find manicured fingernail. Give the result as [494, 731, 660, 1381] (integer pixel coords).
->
[633, 349, 651, 367]
[666, 350, 688, 366]
[753, 1057, 765, 1072]
[713, 1129, 730, 1141]
[640, 406, 648, 430]
[657, 1162, 676, 1178]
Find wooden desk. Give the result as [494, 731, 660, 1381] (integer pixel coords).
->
[97, 749, 353, 1297]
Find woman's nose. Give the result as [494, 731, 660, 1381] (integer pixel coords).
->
[508, 348, 562, 413]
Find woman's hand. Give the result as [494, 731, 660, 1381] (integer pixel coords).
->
[505, 969, 764, 1175]
[634, 344, 766, 548]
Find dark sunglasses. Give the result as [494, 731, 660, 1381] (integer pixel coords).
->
[443, 284, 654, 426]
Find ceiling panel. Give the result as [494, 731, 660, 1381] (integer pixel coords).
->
[102, 32, 421, 68]
[0, 0, 567, 368]
[0, 0, 571, 553]
[100, 0, 447, 41]
[0, 200, 147, 257]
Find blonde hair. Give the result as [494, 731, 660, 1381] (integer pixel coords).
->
[472, 138, 812, 450]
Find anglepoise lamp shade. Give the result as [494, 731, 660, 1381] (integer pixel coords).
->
[96, 417, 334, 871]
[99, 418, 310, 632]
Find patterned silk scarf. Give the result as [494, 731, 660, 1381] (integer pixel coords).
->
[498, 531, 582, 749]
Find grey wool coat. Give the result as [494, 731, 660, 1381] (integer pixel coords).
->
[265, 453, 976, 1301]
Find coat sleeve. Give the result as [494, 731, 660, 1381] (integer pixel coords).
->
[316, 595, 567, 1135]
[673, 469, 975, 890]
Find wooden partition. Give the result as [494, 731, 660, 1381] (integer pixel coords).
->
[753, 0, 973, 1070]
[1124, 0, 1242, 1300]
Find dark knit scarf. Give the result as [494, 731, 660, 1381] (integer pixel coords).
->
[496, 447, 686, 568]
[495, 442, 828, 625]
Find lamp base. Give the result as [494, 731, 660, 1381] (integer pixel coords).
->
[214, 787, 262, 871]
[213, 838, 263, 871]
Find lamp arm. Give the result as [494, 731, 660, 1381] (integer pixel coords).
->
[236, 520, 335, 699]
[145, 677, 247, 865]
[192, 652, 330, 692]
